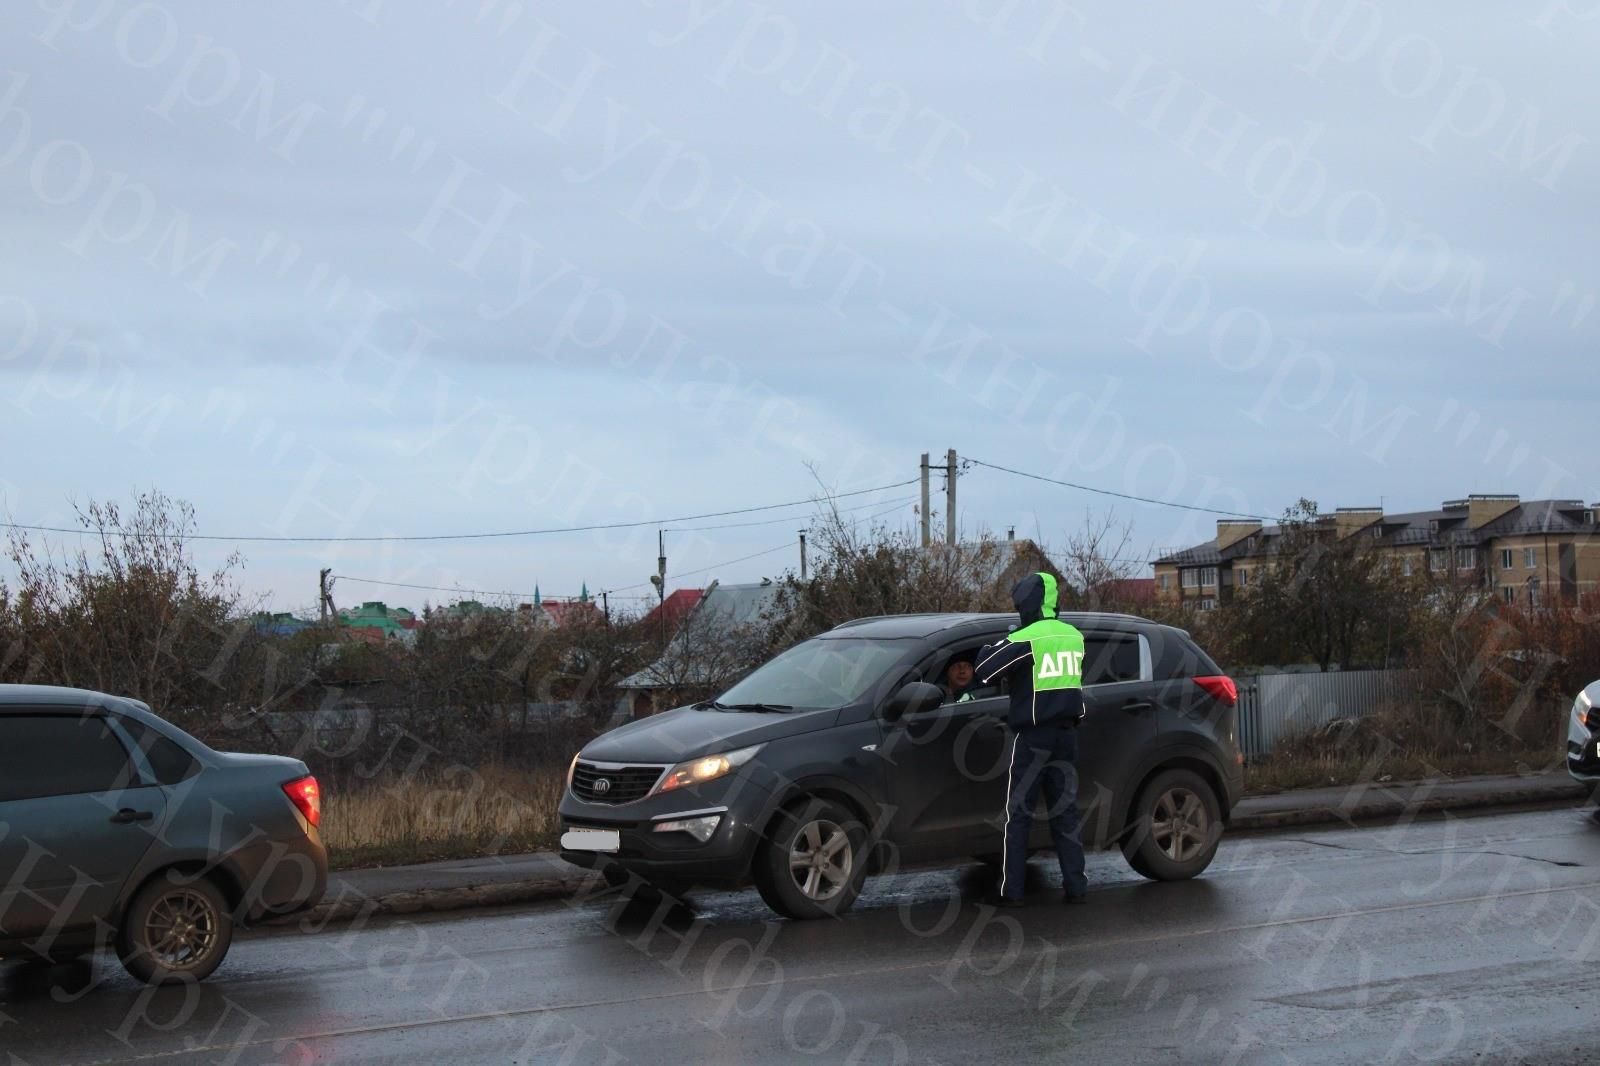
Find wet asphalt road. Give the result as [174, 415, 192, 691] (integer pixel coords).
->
[6, 806, 1600, 1065]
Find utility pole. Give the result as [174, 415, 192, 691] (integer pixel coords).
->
[601, 590, 610, 623]
[799, 530, 808, 581]
[920, 452, 932, 548]
[318, 568, 334, 625]
[946, 448, 958, 545]
[649, 529, 668, 648]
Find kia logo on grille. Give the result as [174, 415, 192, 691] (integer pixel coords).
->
[593, 778, 612, 795]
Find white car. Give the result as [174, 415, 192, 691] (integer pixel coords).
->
[1567, 681, 1600, 783]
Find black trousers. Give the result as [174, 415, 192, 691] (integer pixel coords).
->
[1000, 723, 1087, 900]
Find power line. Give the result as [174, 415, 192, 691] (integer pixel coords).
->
[1, 478, 920, 544]
[332, 497, 923, 601]
[605, 497, 917, 595]
[966, 457, 1274, 521]
[329, 498, 919, 606]
[331, 575, 654, 602]
[666, 494, 921, 533]
[674, 541, 798, 580]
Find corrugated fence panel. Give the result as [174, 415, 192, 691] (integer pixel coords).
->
[1235, 670, 1419, 758]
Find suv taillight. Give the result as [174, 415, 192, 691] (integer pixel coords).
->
[282, 775, 321, 827]
[1194, 675, 1237, 706]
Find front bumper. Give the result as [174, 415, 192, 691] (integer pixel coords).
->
[1567, 701, 1600, 784]
[558, 772, 773, 887]
[1568, 741, 1600, 783]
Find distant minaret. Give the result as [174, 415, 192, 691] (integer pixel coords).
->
[534, 584, 541, 607]
[580, 582, 589, 603]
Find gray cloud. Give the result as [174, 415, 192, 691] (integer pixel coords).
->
[1, 0, 1595, 609]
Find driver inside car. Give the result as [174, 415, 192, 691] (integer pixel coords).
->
[941, 656, 976, 704]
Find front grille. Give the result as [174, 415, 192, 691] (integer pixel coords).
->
[571, 761, 666, 804]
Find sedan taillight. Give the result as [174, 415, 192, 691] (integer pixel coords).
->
[282, 775, 321, 827]
[1194, 675, 1238, 707]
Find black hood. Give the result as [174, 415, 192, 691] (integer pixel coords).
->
[580, 704, 837, 763]
[1011, 572, 1061, 627]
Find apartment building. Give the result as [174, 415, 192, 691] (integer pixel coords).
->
[1154, 495, 1600, 610]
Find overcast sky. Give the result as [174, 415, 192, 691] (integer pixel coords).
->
[2, 1, 1596, 614]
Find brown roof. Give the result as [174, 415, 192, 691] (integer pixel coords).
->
[1155, 499, 1595, 565]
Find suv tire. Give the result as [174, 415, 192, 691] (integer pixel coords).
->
[1121, 768, 1222, 881]
[116, 871, 234, 985]
[754, 798, 867, 920]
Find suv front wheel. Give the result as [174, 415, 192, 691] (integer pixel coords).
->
[754, 798, 867, 920]
[1121, 768, 1223, 881]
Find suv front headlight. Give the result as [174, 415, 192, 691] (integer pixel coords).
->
[652, 744, 763, 796]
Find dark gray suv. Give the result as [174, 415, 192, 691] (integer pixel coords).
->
[0, 685, 328, 983]
[559, 612, 1241, 918]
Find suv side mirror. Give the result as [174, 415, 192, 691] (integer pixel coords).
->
[883, 682, 946, 722]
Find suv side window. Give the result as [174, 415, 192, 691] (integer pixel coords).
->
[1082, 634, 1142, 686]
[922, 635, 1011, 703]
[0, 714, 138, 802]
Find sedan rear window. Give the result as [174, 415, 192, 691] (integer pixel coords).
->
[116, 716, 199, 785]
[717, 638, 916, 710]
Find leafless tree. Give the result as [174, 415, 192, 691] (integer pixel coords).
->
[771, 495, 1016, 645]
[638, 599, 772, 707]
[1058, 511, 1141, 610]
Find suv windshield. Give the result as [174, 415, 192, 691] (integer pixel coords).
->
[716, 637, 915, 711]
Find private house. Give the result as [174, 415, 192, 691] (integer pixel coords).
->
[338, 601, 419, 644]
[637, 587, 706, 641]
[617, 579, 781, 719]
[251, 611, 313, 637]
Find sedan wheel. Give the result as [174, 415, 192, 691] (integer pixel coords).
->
[143, 889, 220, 968]
[117, 873, 234, 984]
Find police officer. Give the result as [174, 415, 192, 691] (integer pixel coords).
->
[970, 572, 1089, 907]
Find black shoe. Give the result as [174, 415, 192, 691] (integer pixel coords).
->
[1062, 893, 1088, 905]
[980, 893, 1024, 909]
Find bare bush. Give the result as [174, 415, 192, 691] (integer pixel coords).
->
[1, 492, 251, 730]
[772, 506, 1017, 644]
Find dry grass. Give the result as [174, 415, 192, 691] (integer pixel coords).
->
[1243, 748, 1563, 795]
[1244, 703, 1568, 795]
[321, 764, 566, 871]
[318, 744, 1569, 870]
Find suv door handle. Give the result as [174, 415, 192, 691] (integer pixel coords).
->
[110, 808, 154, 824]
[1119, 700, 1154, 713]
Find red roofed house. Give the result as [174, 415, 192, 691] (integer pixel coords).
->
[638, 588, 705, 640]
[1094, 578, 1159, 609]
